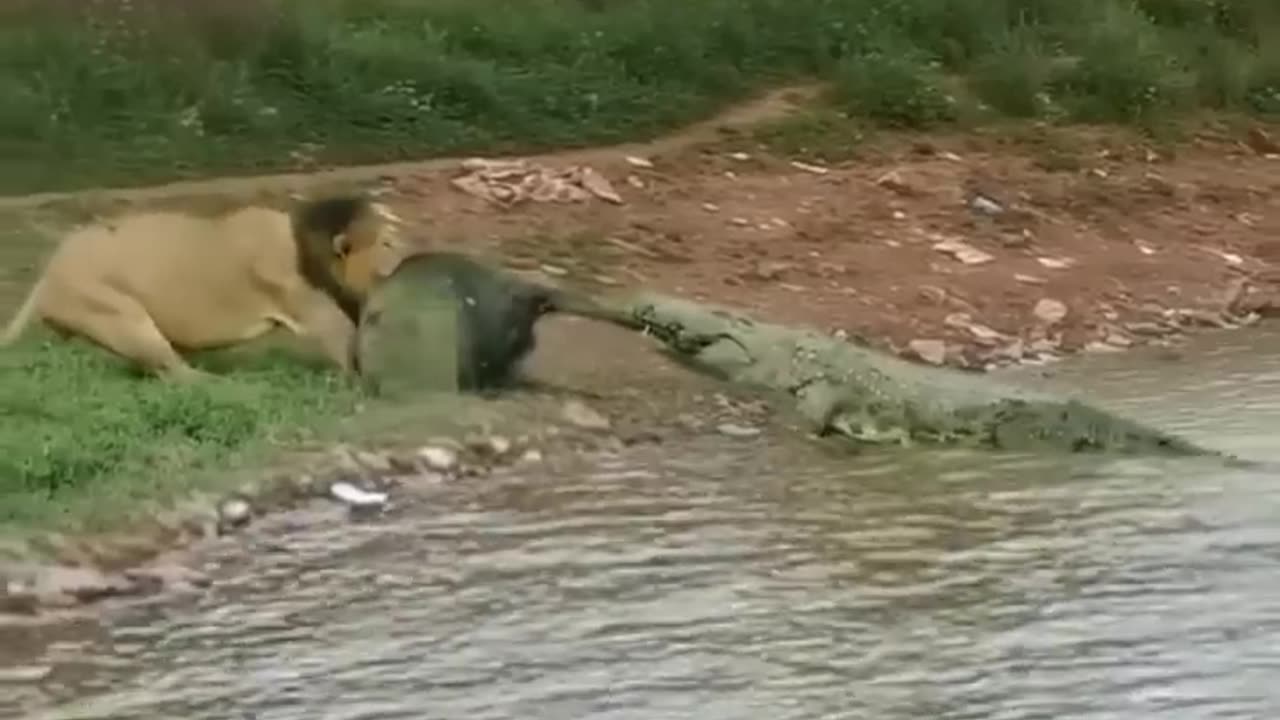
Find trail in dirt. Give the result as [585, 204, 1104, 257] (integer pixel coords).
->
[0, 86, 820, 211]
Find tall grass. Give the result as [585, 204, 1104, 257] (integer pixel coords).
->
[0, 0, 1276, 194]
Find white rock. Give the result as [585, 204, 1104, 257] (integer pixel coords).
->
[1036, 256, 1075, 270]
[1033, 298, 1068, 325]
[789, 160, 829, 175]
[330, 482, 388, 508]
[217, 498, 252, 529]
[933, 239, 995, 265]
[486, 435, 513, 457]
[624, 155, 654, 168]
[562, 400, 612, 431]
[717, 423, 762, 438]
[907, 339, 948, 365]
[416, 446, 459, 472]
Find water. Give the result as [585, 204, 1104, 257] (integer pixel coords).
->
[4, 325, 1280, 720]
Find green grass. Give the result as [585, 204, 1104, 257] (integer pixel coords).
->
[0, 333, 361, 531]
[0, 0, 1277, 195]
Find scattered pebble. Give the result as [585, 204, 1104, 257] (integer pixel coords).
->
[625, 155, 654, 168]
[540, 263, 570, 277]
[1015, 273, 1047, 285]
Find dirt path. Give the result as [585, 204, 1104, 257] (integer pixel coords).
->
[0, 86, 820, 211]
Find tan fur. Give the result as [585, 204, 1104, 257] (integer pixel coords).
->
[1, 197, 407, 380]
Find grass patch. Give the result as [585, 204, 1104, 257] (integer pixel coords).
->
[748, 108, 869, 163]
[0, 0, 1276, 195]
[0, 332, 361, 532]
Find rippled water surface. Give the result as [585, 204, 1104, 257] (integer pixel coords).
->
[4, 325, 1280, 720]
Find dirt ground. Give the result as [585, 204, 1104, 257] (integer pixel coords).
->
[6, 87, 1280, 372]
[370, 93, 1280, 372]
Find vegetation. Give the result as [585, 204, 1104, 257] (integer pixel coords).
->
[0, 0, 1276, 195]
[0, 333, 360, 530]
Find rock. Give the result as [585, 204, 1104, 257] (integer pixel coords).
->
[789, 160, 829, 175]
[907, 339, 948, 365]
[1036, 256, 1075, 270]
[968, 194, 1005, 216]
[1033, 298, 1068, 325]
[519, 448, 545, 464]
[580, 168, 622, 203]
[1084, 341, 1124, 354]
[561, 399, 612, 431]
[990, 339, 1025, 361]
[875, 170, 916, 196]
[717, 423, 762, 438]
[486, 435, 514, 457]
[1123, 321, 1167, 337]
[355, 451, 393, 473]
[330, 482, 389, 509]
[417, 446, 459, 473]
[933, 239, 995, 266]
[1246, 127, 1280, 156]
[749, 260, 793, 281]
[216, 498, 252, 531]
[1103, 331, 1132, 348]
[729, 152, 751, 161]
[540, 263, 570, 277]
[1014, 273, 1047, 285]
[625, 155, 654, 169]
[1221, 277, 1249, 315]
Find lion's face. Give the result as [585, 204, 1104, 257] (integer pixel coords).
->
[333, 203, 409, 297]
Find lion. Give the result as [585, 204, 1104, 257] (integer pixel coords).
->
[0, 193, 408, 381]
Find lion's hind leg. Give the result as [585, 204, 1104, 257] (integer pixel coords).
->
[41, 285, 207, 382]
